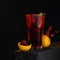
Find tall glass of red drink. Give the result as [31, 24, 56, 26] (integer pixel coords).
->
[26, 13, 45, 49]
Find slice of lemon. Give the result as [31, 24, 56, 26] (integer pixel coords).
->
[18, 42, 32, 51]
[42, 35, 51, 48]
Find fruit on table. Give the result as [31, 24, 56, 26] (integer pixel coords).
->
[18, 42, 32, 51]
[21, 40, 28, 46]
[42, 35, 51, 48]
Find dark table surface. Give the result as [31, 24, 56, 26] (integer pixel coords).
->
[14, 41, 60, 60]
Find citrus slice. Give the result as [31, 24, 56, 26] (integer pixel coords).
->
[18, 42, 32, 51]
[42, 35, 51, 48]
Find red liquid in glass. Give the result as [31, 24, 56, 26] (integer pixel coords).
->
[26, 14, 45, 49]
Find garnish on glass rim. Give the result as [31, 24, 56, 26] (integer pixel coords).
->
[39, 12, 45, 16]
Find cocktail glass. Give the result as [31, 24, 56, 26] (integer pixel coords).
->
[26, 13, 45, 50]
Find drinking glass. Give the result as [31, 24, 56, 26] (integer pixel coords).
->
[26, 14, 45, 49]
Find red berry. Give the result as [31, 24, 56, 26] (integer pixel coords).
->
[50, 34, 54, 38]
[48, 25, 53, 31]
[21, 40, 28, 46]
[55, 30, 59, 34]
[45, 25, 53, 36]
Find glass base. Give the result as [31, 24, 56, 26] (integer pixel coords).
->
[31, 46, 43, 50]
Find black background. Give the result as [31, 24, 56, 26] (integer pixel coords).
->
[0, 0, 15, 60]
[16, 0, 60, 44]
[0, 0, 60, 60]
